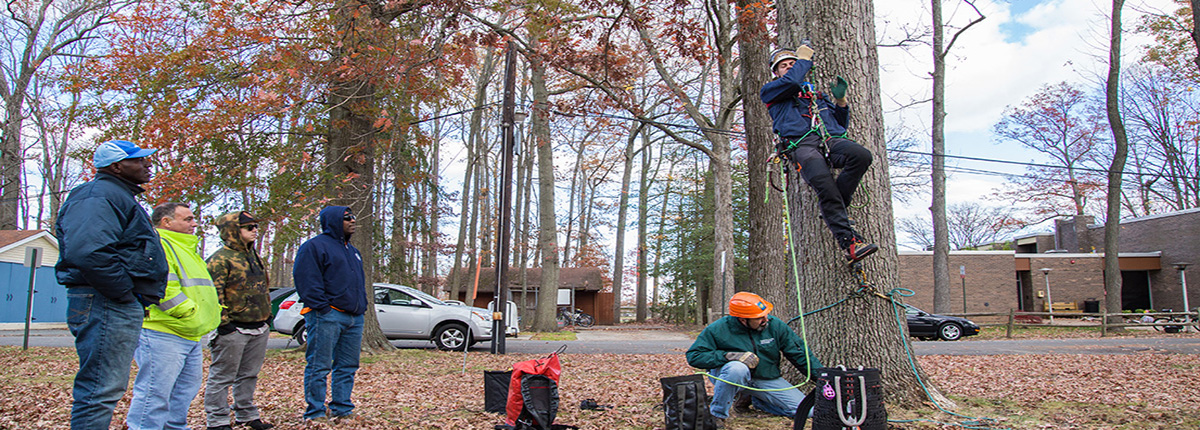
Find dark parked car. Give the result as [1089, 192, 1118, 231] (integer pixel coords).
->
[904, 304, 980, 341]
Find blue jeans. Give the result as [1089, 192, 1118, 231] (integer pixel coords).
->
[708, 361, 806, 419]
[303, 310, 363, 419]
[67, 287, 144, 430]
[126, 328, 205, 430]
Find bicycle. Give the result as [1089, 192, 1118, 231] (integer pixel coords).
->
[557, 307, 595, 328]
[1152, 309, 1200, 333]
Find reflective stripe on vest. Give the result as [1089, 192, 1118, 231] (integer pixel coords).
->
[158, 293, 189, 311]
[166, 273, 214, 287]
[158, 240, 210, 312]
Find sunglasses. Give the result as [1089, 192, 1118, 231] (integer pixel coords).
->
[343, 214, 356, 221]
[241, 224, 259, 231]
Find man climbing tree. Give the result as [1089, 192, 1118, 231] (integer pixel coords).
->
[758, 0, 951, 409]
[761, 45, 878, 263]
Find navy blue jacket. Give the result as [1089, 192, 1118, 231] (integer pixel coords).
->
[760, 58, 850, 139]
[55, 172, 168, 303]
[293, 206, 367, 315]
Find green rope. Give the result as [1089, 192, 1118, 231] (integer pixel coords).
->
[697, 371, 817, 392]
[703, 167, 817, 395]
[884, 287, 1008, 429]
[780, 165, 812, 389]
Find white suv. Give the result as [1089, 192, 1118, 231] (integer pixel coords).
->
[275, 283, 493, 350]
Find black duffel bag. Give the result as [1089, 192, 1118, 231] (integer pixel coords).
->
[794, 366, 887, 430]
[660, 374, 718, 430]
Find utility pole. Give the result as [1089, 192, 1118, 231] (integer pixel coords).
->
[491, 41, 517, 354]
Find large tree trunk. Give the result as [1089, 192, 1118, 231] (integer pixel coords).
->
[531, 55, 560, 332]
[707, 0, 736, 322]
[931, 0, 952, 314]
[326, 0, 389, 352]
[1103, 0, 1128, 325]
[776, 0, 946, 407]
[738, 0, 787, 312]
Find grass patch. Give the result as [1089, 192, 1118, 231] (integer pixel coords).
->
[971, 324, 1102, 340]
[528, 331, 577, 341]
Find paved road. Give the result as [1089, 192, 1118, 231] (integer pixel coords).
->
[4, 328, 1199, 355]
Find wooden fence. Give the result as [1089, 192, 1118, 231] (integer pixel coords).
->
[935, 309, 1200, 338]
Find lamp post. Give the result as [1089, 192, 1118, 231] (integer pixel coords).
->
[1040, 268, 1054, 324]
[1175, 262, 1191, 326]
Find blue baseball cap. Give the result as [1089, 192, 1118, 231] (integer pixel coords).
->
[93, 140, 156, 168]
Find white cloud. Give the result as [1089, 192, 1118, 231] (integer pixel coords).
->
[877, 0, 1171, 136]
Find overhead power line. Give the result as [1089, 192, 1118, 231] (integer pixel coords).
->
[891, 148, 1200, 183]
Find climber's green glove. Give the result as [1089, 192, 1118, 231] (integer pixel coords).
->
[829, 75, 848, 100]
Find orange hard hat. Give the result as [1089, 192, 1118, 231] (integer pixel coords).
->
[729, 292, 773, 318]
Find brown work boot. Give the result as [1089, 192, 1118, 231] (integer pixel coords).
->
[732, 391, 752, 414]
[712, 416, 726, 429]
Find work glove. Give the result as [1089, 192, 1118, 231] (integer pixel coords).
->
[796, 45, 814, 61]
[829, 75, 848, 100]
[725, 351, 759, 369]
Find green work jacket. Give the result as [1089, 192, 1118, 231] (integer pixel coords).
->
[686, 315, 823, 380]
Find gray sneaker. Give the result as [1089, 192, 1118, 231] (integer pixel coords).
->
[713, 416, 726, 429]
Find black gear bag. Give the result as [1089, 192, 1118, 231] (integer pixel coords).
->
[794, 366, 887, 430]
[484, 370, 512, 414]
[660, 374, 718, 430]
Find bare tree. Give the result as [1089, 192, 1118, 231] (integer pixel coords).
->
[1120, 66, 1200, 212]
[993, 82, 1109, 249]
[899, 202, 1024, 250]
[1, 0, 129, 229]
[1103, 0, 1130, 326]
[930, 0, 984, 314]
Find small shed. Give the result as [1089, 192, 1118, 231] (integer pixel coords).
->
[444, 267, 615, 325]
[0, 230, 65, 323]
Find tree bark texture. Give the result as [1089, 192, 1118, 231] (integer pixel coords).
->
[326, 0, 388, 352]
[707, 0, 737, 322]
[931, 0, 952, 314]
[738, 0, 788, 311]
[1103, 0, 1129, 324]
[611, 125, 640, 324]
[776, 0, 945, 407]
[636, 129, 652, 321]
[531, 55, 561, 332]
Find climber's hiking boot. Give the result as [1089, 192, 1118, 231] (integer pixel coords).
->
[845, 239, 878, 263]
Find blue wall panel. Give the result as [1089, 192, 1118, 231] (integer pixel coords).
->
[0, 263, 66, 323]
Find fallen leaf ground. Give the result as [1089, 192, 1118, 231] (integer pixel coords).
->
[1, 335, 1198, 429]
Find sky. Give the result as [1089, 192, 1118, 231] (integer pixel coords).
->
[874, 0, 1177, 248]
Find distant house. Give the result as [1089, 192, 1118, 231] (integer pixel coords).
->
[444, 267, 614, 325]
[0, 230, 65, 324]
[899, 209, 1200, 314]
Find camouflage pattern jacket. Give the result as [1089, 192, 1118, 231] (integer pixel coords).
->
[207, 212, 272, 327]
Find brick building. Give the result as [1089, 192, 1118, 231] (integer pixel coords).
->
[899, 208, 1200, 314]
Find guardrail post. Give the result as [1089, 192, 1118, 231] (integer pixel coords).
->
[1006, 309, 1014, 339]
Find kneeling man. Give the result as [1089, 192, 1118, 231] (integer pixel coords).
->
[685, 292, 822, 428]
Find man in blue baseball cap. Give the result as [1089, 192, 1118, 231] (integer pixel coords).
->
[56, 139, 169, 430]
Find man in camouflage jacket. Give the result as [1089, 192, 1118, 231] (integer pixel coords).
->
[203, 211, 274, 430]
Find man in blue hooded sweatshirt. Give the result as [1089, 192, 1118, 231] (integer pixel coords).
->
[293, 206, 367, 421]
